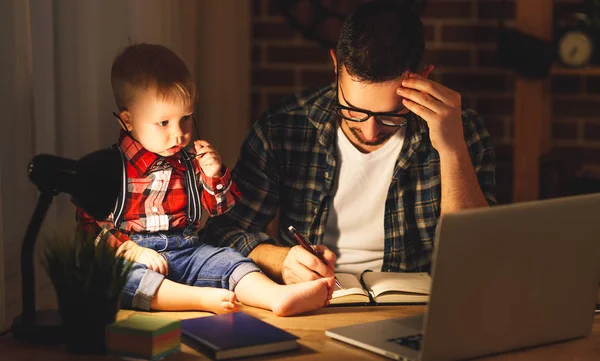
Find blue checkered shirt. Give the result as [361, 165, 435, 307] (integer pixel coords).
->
[202, 84, 496, 272]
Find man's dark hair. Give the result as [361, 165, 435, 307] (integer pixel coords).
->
[336, 0, 425, 82]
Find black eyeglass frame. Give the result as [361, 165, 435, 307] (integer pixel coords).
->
[334, 73, 411, 128]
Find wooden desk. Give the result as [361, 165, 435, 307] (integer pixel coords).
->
[1, 303, 599, 361]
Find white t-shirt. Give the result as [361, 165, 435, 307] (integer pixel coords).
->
[322, 125, 405, 275]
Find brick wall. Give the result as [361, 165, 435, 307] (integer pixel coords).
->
[251, 0, 600, 204]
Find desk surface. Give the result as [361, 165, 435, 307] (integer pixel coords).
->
[1, 302, 599, 361]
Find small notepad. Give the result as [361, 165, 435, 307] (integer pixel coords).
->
[106, 314, 181, 360]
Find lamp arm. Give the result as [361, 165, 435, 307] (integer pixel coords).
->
[21, 191, 54, 324]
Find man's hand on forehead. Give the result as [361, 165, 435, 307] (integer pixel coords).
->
[395, 65, 466, 155]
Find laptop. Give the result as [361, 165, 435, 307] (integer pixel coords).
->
[326, 193, 600, 361]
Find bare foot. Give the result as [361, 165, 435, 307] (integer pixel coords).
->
[197, 288, 238, 314]
[271, 277, 334, 317]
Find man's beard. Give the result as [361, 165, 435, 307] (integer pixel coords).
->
[347, 125, 396, 146]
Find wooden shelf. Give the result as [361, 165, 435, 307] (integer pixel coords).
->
[550, 65, 600, 76]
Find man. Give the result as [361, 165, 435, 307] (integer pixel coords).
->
[202, 0, 495, 284]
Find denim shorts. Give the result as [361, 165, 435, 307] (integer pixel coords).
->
[120, 227, 260, 310]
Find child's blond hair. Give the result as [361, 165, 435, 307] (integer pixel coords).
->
[111, 44, 195, 111]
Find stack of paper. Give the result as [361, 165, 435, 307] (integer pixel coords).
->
[106, 314, 181, 360]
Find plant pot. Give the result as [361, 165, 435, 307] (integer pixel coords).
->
[42, 232, 132, 354]
[58, 297, 120, 354]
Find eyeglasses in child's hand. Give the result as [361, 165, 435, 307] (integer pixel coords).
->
[190, 140, 222, 178]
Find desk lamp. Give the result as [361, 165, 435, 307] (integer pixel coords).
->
[11, 147, 122, 344]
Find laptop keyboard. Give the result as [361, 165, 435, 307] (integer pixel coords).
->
[388, 334, 423, 351]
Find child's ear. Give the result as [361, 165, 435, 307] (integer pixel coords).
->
[117, 110, 133, 132]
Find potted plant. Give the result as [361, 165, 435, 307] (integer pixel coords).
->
[42, 231, 132, 354]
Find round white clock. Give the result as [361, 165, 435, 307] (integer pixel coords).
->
[557, 30, 594, 68]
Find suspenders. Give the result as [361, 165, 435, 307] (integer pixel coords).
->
[112, 145, 202, 228]
[180, 149, 202, 225]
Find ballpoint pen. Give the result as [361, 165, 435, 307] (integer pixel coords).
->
[288, 225, 343, 289]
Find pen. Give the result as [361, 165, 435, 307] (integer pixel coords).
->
[287, 225, 342, 289]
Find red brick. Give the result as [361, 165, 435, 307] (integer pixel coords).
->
[586, 76, 600, 94]
[507, 119, 514, 138]
[476, 97, 514, 116]
[461, 96, 475, 109]
[495, 143, 514, 204]
[483, 116, 506, 140]
[424, 25, 435, 42]
[252, 45, 261, 64]
[440, 73, 508, 92]
[300, 69, 335, 88]
[267, 0, 282, 16]
[441, 25, 497, 44]
[584, 122, 600, 141]
[320, 0, 363, 13]
[427, 71, 442, 83]
[315, 17, 344, 47]
[551, 76, 582, 94]
[268, 0, 301, 17]
[477, 49, 501, 68]
[267, 46, 330, 65]
[252, 0, 262, 17]
[266, 92, 291, 107]
[495, 189, 512, 205]
[552, 122, 578, 141]
[270, 0, 361, 24]
[477, 1, 515, 20]
[553, 99, 600, 117]
[495, 164, 513, 204]
[279, 0, 363, 17]
[495, 144, 513, 163]
[423, 49, 471, 67]
[550, 146, 600, 166]
[252, 68, 295, 87]
[554, 2, 588, 20]
[422, 1, 471, 19]
[251, 92, 263, 123]
[253, 22, 296, 40]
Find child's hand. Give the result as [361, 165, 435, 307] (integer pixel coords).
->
[117, 241, 169, 275]
[193, 140, 222, 178]
[136, 247, 169, 275]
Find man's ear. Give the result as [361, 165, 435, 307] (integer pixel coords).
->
[329, 49, 337, 74]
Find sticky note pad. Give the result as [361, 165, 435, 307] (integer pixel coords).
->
[107, 314, 181, 360]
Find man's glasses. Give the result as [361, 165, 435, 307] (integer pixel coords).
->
[335, 74, 410, 128]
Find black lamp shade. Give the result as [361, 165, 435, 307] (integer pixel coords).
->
[28, 147, 122, 220]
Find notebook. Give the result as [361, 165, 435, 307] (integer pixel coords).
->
[181, 312, 299, 360]
[327, 193, 600, 361]
[331, 271, 431, 305]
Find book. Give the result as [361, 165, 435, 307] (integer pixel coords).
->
[106, 314, 181, 361]
[180, 312, 299, 360]
[330, 271, 431, 306]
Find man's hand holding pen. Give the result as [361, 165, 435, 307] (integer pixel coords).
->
[283, 226, 339, 287]
[282, 244, 337, 285]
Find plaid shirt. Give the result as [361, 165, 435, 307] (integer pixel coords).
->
[202, 84, 496, 272]
[77, 131, 240, 248]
